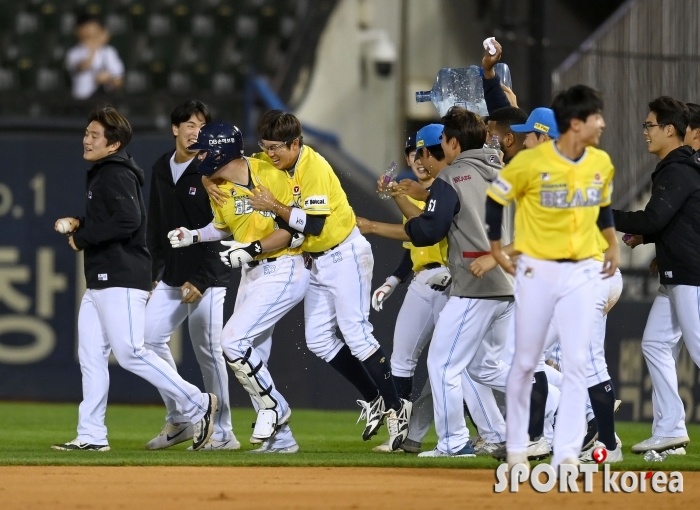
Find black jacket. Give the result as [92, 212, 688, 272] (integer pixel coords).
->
[614, 146, 700, 286]
[72, 150, 152, 291]
[148, 150, 230, 291]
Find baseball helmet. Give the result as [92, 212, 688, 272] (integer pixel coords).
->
[188, 122, 244, 176]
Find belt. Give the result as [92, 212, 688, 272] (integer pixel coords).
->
[554, 259, 576, 263]
[307, 227, 361, 259]
[421, 262, 443, 271]
[308, 243, 340, 259]
[247, 256, 280, 268]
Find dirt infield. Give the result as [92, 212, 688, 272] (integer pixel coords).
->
[1, 466, 696, 509]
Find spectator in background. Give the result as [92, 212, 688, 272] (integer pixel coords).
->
[66, 14, 124, 100]
[685, 102, 700, 151]
[395, 133, 419, 182]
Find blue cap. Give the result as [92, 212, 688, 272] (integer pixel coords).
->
[188, 122, 245, 176]
[414, 123, 443, 161]
[511, 108, 560, 139]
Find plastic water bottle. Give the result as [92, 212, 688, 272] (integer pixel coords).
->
[378, 161, 397, 200]
[485, 135, 501, 151]
[416, 63, 512, 118]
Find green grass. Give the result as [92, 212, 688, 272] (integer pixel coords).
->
[0, 402, 699, 470]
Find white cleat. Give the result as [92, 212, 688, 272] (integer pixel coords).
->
[372, 439, 405, 453]
[145, 422, 193, 450]
[386, 399, 412, 451]
[186, 438, 241, 451]
[474, 441, 506, 456]
[666, 446, 686, 455]
[192, 393, 218, 451]
[247, 441, 299, 454]
[631, 435, 689, 454]
[417, 443, 476, 458]
[506, 452, 530, 478]
[357, 395, 385, 441]
[526, 436, 551, 460]
[52, 439, 110, 451]
[579, 440, 623, 463]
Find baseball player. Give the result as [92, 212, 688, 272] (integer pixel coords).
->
[614, 96, 700, 454]
[358, 125, 507, 455]
[53, 106, 216, 451]
[487, 84, 619, 472]
[143, 101, 236, 451]
[170, 122, 308, 453]
[244, 110, 411, 450]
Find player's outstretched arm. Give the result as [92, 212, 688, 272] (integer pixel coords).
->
[356, 217, 410, 241]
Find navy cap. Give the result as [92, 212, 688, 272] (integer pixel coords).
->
[511, 107, 560, 139]
[188, 122, 244, 176]
[414, 123, 443, 161]
[405, 132, 417, 154]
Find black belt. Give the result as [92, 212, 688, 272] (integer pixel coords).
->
[422, 262, 443, 271]
[247, 256, 280, 268]
[554, 259, 576, 263]
[307, 243, 340, 259]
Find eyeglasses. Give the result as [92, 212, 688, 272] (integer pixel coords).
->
[642, 122, 666, 132]
[258, 138, 297, 153]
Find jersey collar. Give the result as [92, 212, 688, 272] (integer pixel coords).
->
[285, 146, 304, 177]
[552, 140, 587, 165]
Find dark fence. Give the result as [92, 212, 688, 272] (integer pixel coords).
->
[0, 133, 698, 422]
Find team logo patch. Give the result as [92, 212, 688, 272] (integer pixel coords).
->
[293, 185, 301, 195]
[541, 172, 550, 181]
[230, 188, 236, 196]
[489, 155, 497, 163]
[493, 176, 512, 195]
[304, 195, 328, 208]
[592, 173, 603, 184]
[524, 267, 534, 278]
[88, 191, 92, 199]
[98, 273, 108, 281]
[189, 187, 196, 195]
[605, 384, 612, 392]
[665, 271, 673, 278]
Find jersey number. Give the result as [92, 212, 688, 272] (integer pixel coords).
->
[234, 198, 253, 215]
[426, 199, 437, 212]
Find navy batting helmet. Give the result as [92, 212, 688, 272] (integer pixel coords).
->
[188, 122, 244, 176]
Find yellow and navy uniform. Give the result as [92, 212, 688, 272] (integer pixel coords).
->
[402, 196, 448, 271]
[254, 145, 356, 253]
[486, 141, 614, 260]
[211, 157, 301, 261]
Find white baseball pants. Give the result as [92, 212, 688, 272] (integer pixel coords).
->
[506, 255, 599, 468]
[642, 284, 700, 437]
[428, 296, 513, 454]
[77, 288, 207, 445]
[304, 229, 380, 362]
[221, 255, 309, 428]
[144, 283, 232, 442]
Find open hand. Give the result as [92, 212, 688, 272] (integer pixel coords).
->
[202, 175, 229, 207]
[249, 184, 277, 212]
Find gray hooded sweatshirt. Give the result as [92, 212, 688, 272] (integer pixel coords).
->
[405, 148, 513, 298]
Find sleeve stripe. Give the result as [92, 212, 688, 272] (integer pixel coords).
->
[486, 188, 510, 206]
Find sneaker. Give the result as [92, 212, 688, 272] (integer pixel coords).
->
[475, 441, 506, 456]
[417, 443, 476, 458]
[357, 395, 385, 441]
[372, 439, 405, 453]
[145, 422, 193, 450]
[400, 439, 422, 453]
[386, 399, 412, 451]
[579, 440, 623, 463]
[506, 452, 530, 477]
[526, 436, 551, 460]
[192, 393, 218, 451]
[247, 441, 299, 454]
[52, 439, 110, 451]
[186, 438, 241, 451]
[631, 435, 689, 454]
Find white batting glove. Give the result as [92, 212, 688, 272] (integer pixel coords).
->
[219, 240, 262, 268]
[289, 232, 305, 249]
[168, 227, 197, 248]
[426, 270, 451, 291]
[371, 276, 401, 312]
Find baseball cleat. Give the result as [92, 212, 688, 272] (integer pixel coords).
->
[399, 439, 422, 453]
[386, 399, 412, 451]
[582, 399, 622, 450]
[526, 436, 551, 460]
[417, 443, 476, 458]
[631, 435, 689, 454]
[579, 440, 623, 463]
[249, 436, 263, 445]
[474, 441, 506, 456]
[51, 439, 110, 451]
[666, 446, 686, 455]
[192, 393, 218, 451]
[186, 438, 241, 451]
[145, 422, 193, 450]
[246, 441, 299, 454]
[506, 452, 530, 478]
[372, 439, 405, 453]
[357, 395, 385, 441]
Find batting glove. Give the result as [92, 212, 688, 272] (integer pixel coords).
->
[168, 227, 198, 248]
[289, 232, 305, 249]
[219, 240, 262, 268]
[426, 270, 451, 291]
[371, 276, 401, 312]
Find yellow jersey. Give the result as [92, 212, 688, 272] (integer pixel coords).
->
[402, 196, 448, 271]
[211, 157, 301, 261]
[253, 145, 356, 253]
[486, 141, 614, 260]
